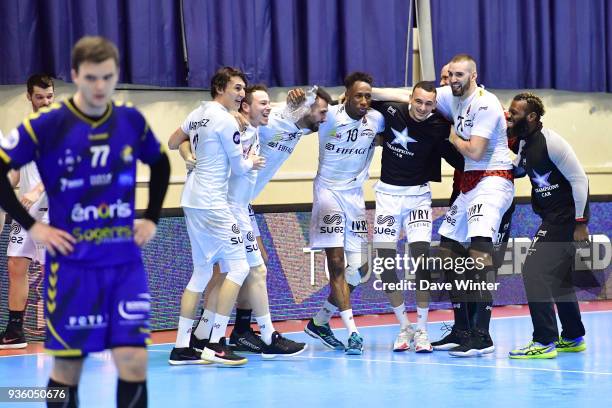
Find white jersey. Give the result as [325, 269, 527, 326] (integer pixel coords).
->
[252, 109, 311, 198]
[315, 104, 385, 190]
[435, 86, 512, 171]
[228, 125, 260, 207]
[180, 101, 243, 209]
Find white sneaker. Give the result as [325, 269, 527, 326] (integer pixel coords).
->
[393, 325, 416, 352]
[414, 328, 433, 353]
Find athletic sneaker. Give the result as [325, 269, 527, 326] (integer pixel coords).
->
[555, 336, 586, 352]
[0, 330, 27, 349]
[345, 332, 364, 355]
[262, 331, 307, 359]
[448, 329, 495, 357]
[509, 342, 557, 359]
[431, 324, 470, 351]
[414, 329, 433, 353]
[202, 338, 248, 366]
[229, 328, 266, 354]
[168, 347, 212, 365]
[189, 333, 209, 353]
[392, 325, 416, 352]
[304, 318, 345, 350]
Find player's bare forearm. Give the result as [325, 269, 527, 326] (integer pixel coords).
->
[168, 127, 189, 150]
[450, 134, 488, 161]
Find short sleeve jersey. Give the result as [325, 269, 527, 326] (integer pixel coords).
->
[435, 86, 512, 171]
[315, 104, 385, 190]
[179, 101, 243, 210]
[0, 99, 163, 266]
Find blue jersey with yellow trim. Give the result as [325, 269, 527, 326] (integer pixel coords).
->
[0, 99, 163, 266]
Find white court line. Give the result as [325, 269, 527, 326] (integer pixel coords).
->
[291, 354, 612, 376]
[3, 310, 611, 358]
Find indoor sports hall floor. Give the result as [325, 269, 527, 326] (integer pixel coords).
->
[1, 302, 611, 407]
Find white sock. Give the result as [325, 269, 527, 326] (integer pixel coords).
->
[175, 316, 194, 348]
[417, 307, 429, 331]
[393, 304, 411, 330]
[313, 300, 338, 326]
[340, 309, 358, 334]
[255, 314, 275, 345]
[209, 314, 230, 343]
[193, 309, 215, 340]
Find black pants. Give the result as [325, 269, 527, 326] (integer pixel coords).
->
[522, 221, 585, 344]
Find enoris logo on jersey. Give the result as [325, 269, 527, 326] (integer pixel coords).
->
[71, 200, 132, 222]
[70, 200, 134, 244]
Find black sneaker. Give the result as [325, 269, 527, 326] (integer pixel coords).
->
[262, 331, 307, 359]
[304, 318, 345, 350]
[202, 338, 248, 366]
[448, 329, 495, 357]
[168, 347, 211, 365]
[0, 330, 27, 349]
[190, 333, 209, 353]
[229, 328, 266, 354]
[431, 324, 470, 351]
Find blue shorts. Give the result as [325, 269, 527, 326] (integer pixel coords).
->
[44, 259, 151, 357]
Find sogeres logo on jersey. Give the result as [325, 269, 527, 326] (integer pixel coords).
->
[71, 199, 132, 222]
[320, 213, 343, 234]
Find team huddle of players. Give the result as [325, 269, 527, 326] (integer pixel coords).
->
[167, 53, 589, 365]
[0, 35, 590, 407]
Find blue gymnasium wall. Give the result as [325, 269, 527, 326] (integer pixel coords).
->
[0, 202, 610, 338]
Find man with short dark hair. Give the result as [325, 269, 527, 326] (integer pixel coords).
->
[167, 67, 266, 366]
[0, 35, 170, 408]
[370, 81, 463, 352]
[1, 74, 54, 349]
[508, 92, 587, 359]
[304, 72, 385, 355]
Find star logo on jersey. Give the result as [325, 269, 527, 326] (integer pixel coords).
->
[391, 127, 417, 150]
[531, 170, 552, 188]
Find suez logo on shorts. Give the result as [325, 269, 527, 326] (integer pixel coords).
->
[230, 223, 243, 245]
[319, 213, 344, 234]
[71, 200, 132, 222]
[374, 215, 396, 236]
[245, 231, 259, 253]
[445, 204, 458, 226]
[9, 222, 24, 244]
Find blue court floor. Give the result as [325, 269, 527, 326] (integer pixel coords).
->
[1, 311, 611, 407]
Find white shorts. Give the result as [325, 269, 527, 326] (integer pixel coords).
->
[225, 204, 264, 268]
[374, 191, 432, 244]
[7, 205, 48, 263]
[248, 204, 261, 237]
[309, 182, 367, 252]
[183, 206, 247, 266]
[438, 176, 514, 242]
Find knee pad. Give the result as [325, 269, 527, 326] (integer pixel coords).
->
[186, 263, 213, 292]
[345, 251, 367, 287]
[225, 259, 250, 286]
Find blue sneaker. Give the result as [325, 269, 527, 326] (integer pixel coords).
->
[555, 336, 586, 352]
[345, 332, 364, 355]
[304, 319, 345, 350]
